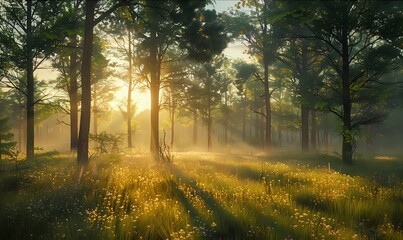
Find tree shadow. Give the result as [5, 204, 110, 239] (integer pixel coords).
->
[169, 163, 249, 239]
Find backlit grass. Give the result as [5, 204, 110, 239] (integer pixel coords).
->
[0, 152, 402, 239]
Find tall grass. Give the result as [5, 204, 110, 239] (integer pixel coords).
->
[0, 151, 402, 239]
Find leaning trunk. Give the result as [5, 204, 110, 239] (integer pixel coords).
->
[77, 0, 95, 167]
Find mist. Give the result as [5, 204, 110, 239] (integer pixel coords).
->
[0, 0, 402, 239]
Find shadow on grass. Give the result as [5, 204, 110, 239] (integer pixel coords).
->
[169, 162, 319, 239]
[0, 164, 95, 239]
[169, 163, 249, 239]
[198, 159, 312, 188]
[198, 160, 261, 181]
[262, 152, 403, 187]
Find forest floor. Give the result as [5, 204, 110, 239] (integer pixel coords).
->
[0, 151, 402, 239]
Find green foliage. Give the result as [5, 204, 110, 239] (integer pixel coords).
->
[233, 61, 257, 95]
[187, 55, 229, 125]
[181, 9, 229, 62]
[0, 117, 17, 161]
[90, 132, 123, 155]
[0, 0, 77, 70]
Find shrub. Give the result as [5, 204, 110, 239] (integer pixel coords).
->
[90, 132, 123, 155]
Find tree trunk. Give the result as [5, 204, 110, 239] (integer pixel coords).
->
[149, 27, 160, 161]
[301, 106, 309, 153]
[323, 112, 329, 149]
[207, 106, 212, 152]
[127, 26, 133, 148]
[255, 111, 259, 143]
[69, 35, 79, 152]
[18, 106, 23, 151]
[310, 109, 317, 151]
[193, 110, 197, 145]
[341, 10, 353, 164]
[242, 96, 246, 142]
[365, 125, 374, 160]
[26, 0, 34, 160]
[263, 61, 271, 151]
[224, 119, 228, 146]
[260, 113, 265, 147]
[170, 101, 175, 149]
[77, 0, 95, 167]
[223, 92, 228, 146]
[93, 83, 98, 135]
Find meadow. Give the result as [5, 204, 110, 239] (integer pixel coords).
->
[0, 151, 402, 239]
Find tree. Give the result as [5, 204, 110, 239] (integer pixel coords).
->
[233, 61, 258, 142]
[0, 90, 16, 161]
[131, 2, 227, 160]
[91, 35, 115, 136]
[227, 0, 282, 152]
[103, 5, 138, 149]
[189, 56, 228, 152]
[0, 117, 16, 161]
[51, 0, 84, 152]
[277, 37, 325, 152]
[160, 55, 189, 149]
[0, 0, 75, 159]
[77, 0, 128, 167]
[304, 1, 402, 163]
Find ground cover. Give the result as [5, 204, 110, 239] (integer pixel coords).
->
[0, 151, 402, 239]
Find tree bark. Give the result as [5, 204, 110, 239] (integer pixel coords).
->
[149, 28, 160, 161]
[69, 34, 79, 152]
[207, 105, 212, 152]
[323, 112, 329, 149]
[263, 61, 271, 151]
[301, 106, 309, 152]
[26, 0, 34, 160]
[93, 83, 98, 135]
[170, 98, 175, 149]
[223, 92, 228, 146]
[77, 0, 95, 167]
[242, 95, 246, 142]
[341, 9, 353, 164]
[255, 111, 259, 143]
[260, 113, 265, 147]
[310, 109, 316, 151]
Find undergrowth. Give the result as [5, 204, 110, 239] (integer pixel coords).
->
[0, 152, 402, 239]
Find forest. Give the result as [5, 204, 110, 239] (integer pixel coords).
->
[0, 0, 402, 239]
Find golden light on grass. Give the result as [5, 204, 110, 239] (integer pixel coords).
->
[0, 152, 402, 239]
[374, 156, 398, 161]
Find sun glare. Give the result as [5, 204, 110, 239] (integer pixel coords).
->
[112, 87, 151, 112]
